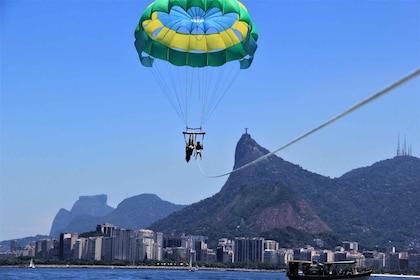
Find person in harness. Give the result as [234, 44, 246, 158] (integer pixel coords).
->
[185, 134, 195, 162]
[183, 131, 205, 162]
[195, 141, 203, 160]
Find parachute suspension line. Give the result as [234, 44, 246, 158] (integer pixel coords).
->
[168, 61, 188, 125]
[149, 65, 185, 124]
[202, 63, 242, 124]
[182, 65, 189, 126]
[198, 68, 420, 179]
[197, 66, 204, 126]
[203, 66, 219, 121]
[199, 66, 216, 124]
[145, 12, 189, 126]
[194, 63, 242, 127]
[190, 65, 201, 127]
[199, 66, 213, 126]
[181, 64, 191, 126]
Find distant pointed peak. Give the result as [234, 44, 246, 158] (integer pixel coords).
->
[234, 133, 271, 169]
[238, 132, 252, 141]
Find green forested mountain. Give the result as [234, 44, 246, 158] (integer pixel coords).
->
[150, 134, 336, 247]
[150, 133, 420, 250]
[329, 156, 420, 250]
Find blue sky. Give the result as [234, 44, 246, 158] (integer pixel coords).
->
[1, 0, 419, 241]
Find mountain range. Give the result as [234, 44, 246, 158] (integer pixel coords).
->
[6, 133, 419, 252]
[148, 133, 420, 250]
[49, 194, 185, 237]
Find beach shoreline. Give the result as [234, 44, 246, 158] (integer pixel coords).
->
[1, 265, 419, 277]
[0, 264, 284, 272]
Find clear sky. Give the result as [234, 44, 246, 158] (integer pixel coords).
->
[1, 0, 419, 241]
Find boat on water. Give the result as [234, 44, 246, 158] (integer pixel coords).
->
[188, 248, 199, 272]
[188, 252, 198, 272]
[28, 258, 35, 269]
[287, 260, 372, 280]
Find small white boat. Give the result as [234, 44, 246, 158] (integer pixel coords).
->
[28, 258, 35, 269]
[188, 249, 198, 272]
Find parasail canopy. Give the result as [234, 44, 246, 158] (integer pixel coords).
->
[134, 0, 258, 129]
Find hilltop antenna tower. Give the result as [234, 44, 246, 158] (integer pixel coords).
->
[396, 134, 413, 156]
[403, 135, 407, 156]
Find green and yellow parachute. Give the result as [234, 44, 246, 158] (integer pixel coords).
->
[134, 0, 258, 129]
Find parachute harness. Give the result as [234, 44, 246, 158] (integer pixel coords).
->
[197, 68, 420, 178]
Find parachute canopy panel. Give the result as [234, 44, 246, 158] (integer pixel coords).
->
[134, 0, 258, 68]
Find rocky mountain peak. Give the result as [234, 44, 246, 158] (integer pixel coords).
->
[234, 133, 271, 169]
[150, 133, 333, 243]
[70, 194, 114, 217]
[50, 194, 114, 236]
[49, 194, 185, 237]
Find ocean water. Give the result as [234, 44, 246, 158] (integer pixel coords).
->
[0, 268, 418, 280]
[0, 268, 282, 280]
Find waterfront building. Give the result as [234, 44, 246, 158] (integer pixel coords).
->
[113, 228, 135, 261]
[334, 252, 347, 261]
[73, 238, 101, 260]
[10, 240, 19, 252]
[35, 239, 55, 259]
[388, 252, 400, 269]
[59, 233, 78, 260]
[6, 240, 35, 258]
[343, 241, 359, 252]
[97, 223, 116, 237]
[163, 246, 187, 263]
[135, 229, 157, 261]
[11, 221, 419, 273]
[399, 252, 409, 269]
[154, 232, 163, 261]
[101, 236, 113, 262]
[319, 250, 334, 263]
[293, 246, 315, 261]
[73, 238, 84, 260]
[217, 238, 234, 263]
[364, 252, 386, 270]
[264, 249, 277, 264]
[377, 252, 386, 268]
[408, 253, 420, 269]
[234, 237, 264, 263]
[264, 240, 279, 251]
[21, 243, 36, 258]
[385, 246, 396, 267]
[206, 248, 217, 262]
[163, 236, 182, 248]
[276, 248, 293, 265]
[346, 252, 366, 268]
[183, 235, 208, 262]
[85, 237, 102, 261]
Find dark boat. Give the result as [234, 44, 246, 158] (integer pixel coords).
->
[287, 260, 372, 280]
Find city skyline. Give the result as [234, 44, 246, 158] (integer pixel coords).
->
[2, 223, 419, 272]
[2, 0, 419, 241]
